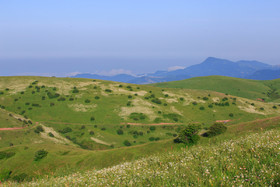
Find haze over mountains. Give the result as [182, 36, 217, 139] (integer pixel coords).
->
[73, 57, 280, 84]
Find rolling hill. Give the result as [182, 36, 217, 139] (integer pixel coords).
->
[1, 76, 280, 182]
[153, 76, 280, 102]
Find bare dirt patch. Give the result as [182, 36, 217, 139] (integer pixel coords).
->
[0, 127, 24, 131]
[90, 137, 112, 146]
[68, 104, 97, 112]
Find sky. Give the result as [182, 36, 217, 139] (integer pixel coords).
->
[0, 0, 280, 76]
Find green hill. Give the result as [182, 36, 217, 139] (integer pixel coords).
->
[153, 76, 280, 102]
[1, 76, 280, 182]
[8, 118, 280, 186]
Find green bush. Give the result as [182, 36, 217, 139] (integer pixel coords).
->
[48, 132, 54, 137]
[34, 125, 44, 134]
[151, 98, 162, 104]
[203, 123, 227, 137]
[123, 140, 131, 146]
[89, 131, 94, 135]
[149, 137, 155, 141]
[117, 129, 124, 135]
[59, 127, 72, 134]
[90, 116, 95, 121]
[149, 126, 156, 131]
[85, 99, 91, 103]
[174, 124, 201, 145]
[129, 113, 147, 121]
[34, 150, 48, 161]
[105, 89, 112, 93]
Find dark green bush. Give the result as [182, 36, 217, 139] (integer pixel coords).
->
[95, 96, 100, 100]
[59, 127, 72, 134]
[123, 140, 131, 146]
[149, 137, 155, 141]
[105, 89, 112, 93]
[48, 132, 54, 137]
[85, 99, 90, 103]
[117, 129, 124, 135]
[47, 92, 60, 99]
[34, 150, 48, 161]
[174, 124, 201, 145]
[203, 123, 227, 137]
[34, 125, 44, 134]
[151, 98, 162, 104]
[89, 131, 94, 135]
[90, 116, 95, 121]
[150, 126, 156, 131]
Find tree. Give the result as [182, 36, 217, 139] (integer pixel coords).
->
[174, 124, 201, 145]
[203, 123, 227, 137]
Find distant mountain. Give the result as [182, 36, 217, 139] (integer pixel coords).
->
[178, 57, 273, 78]
[246, 69, 280, 80]
[73, 57, 278, 83]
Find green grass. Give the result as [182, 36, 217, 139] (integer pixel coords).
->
[8, 127, 280, 186]
[1, 76, 280, 183]
[153, 75, 280, 102]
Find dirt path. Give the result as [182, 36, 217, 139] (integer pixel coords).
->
[123, 122, 182, 126]
[0, 127, 25, 131]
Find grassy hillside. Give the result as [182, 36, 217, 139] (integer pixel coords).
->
[153, 76, 280, 102]
[1, 76, 280, 181]
[8, 125, 280, 186]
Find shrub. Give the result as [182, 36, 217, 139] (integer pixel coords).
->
[149, 137, 155, 141]
[150, 126, 156, 131]
[34, 125, 44, 134]
[179, 97, 184, 101]
[174, 124, 201, 145]
[123, 140, 131, 146]
[229, 113, 234, 117]
[57, 97, 66, 101]
[128, 95, 132, 99]
[208, 104, 213, 108]
[85, 99, 91, 103]
[192, 101, 197, 105]
[47, 92, 60, 99]
[117, 129, 124, 135]
[89, 131, 94, 135]
[202, 97, 208, 101]
[260, 107, 265, 110]
[151, 98, 162, 104]
[59, 127, 72, 134]
[273, 105, 277, 109]
[50, 102, 55, 107]
[81, 125, 85, 129]
[72, 87, 79, 93]
[199, 106, 205, 110]
[127, 101, 132, 106]
[203, 123, 227, 137]
[34, 150, 48, 161]
[90, 116, 95, 121]
[48, 132, 54, 137]
[101, 127, 106, 131]
[129, 113, 147, 121]
[95, 96, 100, 100]
[105, 89, 112, 93]
[155, 137, 160, 141]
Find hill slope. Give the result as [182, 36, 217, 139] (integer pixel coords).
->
[1, 76, 280, 181]
[153, 76, 280, 102]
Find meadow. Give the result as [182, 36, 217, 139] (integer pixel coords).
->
[0, 76, 280, 183]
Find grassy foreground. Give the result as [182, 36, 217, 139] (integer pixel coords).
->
[5, 128, 280, 186]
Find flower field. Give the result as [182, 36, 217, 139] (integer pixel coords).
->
[5, 128, 280, 186]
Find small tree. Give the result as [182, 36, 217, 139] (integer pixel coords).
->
[123, 140, 131, 146]
[203, 123, 227, 137]
[117, 129, 124, 135]
[34, 150, 48, 161]
[174, 124, 201, 145]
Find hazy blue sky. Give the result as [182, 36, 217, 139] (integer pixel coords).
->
[0, 1, 280, 76]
